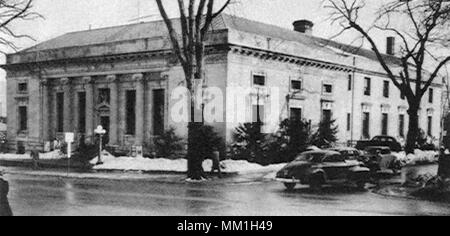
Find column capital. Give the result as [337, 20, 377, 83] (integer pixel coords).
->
[82, 76, 93, 84]
[133, 73, 145, 82]
[40, 78, 50, 86]
[106, 75, 119, 84]
[60, 77, 70, 85]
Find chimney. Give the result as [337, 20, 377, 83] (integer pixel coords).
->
[386, 36, 395, 55]
[293, 20, 314, 35]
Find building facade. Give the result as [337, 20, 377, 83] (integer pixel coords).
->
[1, 14, 444, 152]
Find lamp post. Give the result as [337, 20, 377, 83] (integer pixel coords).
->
[94, 125, 106, 165]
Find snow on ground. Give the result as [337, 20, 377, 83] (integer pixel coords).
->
[393, 149, 439, 165]
[91, 151, 286, 174]
[0, 150, 62, 161]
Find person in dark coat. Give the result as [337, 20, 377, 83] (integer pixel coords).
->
[0, 171, 13, 216]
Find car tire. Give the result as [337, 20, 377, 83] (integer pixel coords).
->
[309, 175, 323, 191]
[284, 183, 296, 191]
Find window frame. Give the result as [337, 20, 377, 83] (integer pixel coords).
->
[364, 77, 371, 96]
[252, 73, 266, 87]
[18, 106, 28, 132]
[17, 82, 28, 93]
[429, 88, 434, 104]
[322, 83, 333, 95]
[383, 81, 390, 98]
[125, 90, 137, 135]
[290, 79, 303, 91]
[290, 107, 303, 121]
[381, 113, 389, 136]
[362, 112, 371, 139]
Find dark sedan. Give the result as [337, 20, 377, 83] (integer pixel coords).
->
[276, 150, 370, 190]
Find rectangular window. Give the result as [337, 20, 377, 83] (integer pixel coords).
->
[381, 113, 389, 135]
[153, 89, 165, 136]
[78, 92, 86, 133]
[18, 83, 28, 93]
[98, 88, 110, 104]
[323, 84, 333, 94]
[253, 74, 266, 86]
[428, 116, 433, 136]
[383, 81, 390, 98]
[291, 80, 302, 91]
[429, 88, 434, 104]
[56, 92, 64, 133]
[347, 113, 351, 131]
[362, 112, 370, 139]
[290, 108, 302, 121]
[399, 114, 405, 138]
[18, 106, 27, 132]
[364, 77, 371, 96]
[252, 104, 265, 123]
[348, 74, 353, 91]
[322, 109, 332, 122]
[126, 90, 136, 135]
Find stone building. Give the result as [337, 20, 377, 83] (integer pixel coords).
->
[1, 14, 444, 152]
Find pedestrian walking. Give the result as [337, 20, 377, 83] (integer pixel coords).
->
[31, 150, 40, 170]
[210, 148, 222, 178]
[0, 171, 13, 216]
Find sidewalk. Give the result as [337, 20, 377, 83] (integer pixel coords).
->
[0, 166, 277, 185]
[0, 158, 90, 170]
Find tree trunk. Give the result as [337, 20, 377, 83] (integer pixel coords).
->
[406, 105, 420, 154]
[186, 84, 206, 180]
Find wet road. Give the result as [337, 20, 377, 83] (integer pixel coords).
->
[4, 173, 450, 216]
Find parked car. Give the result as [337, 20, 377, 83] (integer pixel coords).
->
[355, 136, 402, 152]
[276, 150, 370, 190]
[359, 146, 402, 174]
[328, 147, 361, 160]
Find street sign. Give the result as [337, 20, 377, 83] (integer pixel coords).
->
[65, 132, 75, 143]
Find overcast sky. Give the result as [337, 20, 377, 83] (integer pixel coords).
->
[0, 0, 448, 107]
[0, 0, 417, 116]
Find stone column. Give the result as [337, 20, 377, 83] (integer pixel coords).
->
[84, 76, 95, 143]
[134, 73, 145, 145]
[108, 75, 119, 145]
[40, 79, 51, 143]
[62, 78, 73, 132]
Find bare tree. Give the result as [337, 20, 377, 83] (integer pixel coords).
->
[325, 0, 450, 154]
[154, 0, 232, 179]
[0, 0, 41, 54]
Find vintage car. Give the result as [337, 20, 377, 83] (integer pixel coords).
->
[360, 146, 402, 174]
[355, 136, 402, 152]
[276, 150, 370, 190]
[328, 147, 361, 160]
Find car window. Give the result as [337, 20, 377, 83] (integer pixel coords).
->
[322, 154, 345, 163]
[296, 153, 326, 163]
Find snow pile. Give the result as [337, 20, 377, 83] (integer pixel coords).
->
[0, 150, 63, 161]
[92, 152, 286, 174]
[393, 149, 439, 165]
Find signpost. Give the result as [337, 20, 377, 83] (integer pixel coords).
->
[65, 132, 75, 176]
[95, 125, 107, 165]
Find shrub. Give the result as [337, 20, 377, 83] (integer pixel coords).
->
[154, 127, 184, 159]
[231, 122, 268, 164]
[311, 117, 339, 149]
[416, 129, 436, 151]
[231, 119, 312, 165]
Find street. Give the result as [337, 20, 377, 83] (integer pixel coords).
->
[4, 170, 450, 216]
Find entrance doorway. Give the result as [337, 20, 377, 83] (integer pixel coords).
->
[100, 116, 110, 145]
